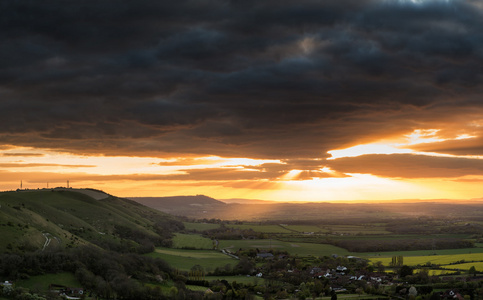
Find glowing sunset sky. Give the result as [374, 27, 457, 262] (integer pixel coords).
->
[2, 0, 483, 201]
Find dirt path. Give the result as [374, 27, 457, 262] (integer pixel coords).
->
[42, 233, 51, 251]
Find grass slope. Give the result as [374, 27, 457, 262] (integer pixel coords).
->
[147, 248, 237, 272]
[219, 239, 349, 257]
[172, 233, 215, 249]
[0, 189, 179, 252]
[16, 272, 81, 291]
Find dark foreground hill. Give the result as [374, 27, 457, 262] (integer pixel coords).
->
[0, 188, 184, 253]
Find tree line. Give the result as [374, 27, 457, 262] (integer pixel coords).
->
[0, 246, 204, 300]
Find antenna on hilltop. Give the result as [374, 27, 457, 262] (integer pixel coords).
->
[20, 180, 23, 189]
[67, 180, 69, 188]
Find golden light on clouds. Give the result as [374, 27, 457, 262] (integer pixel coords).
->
[328, 129, 481, 160]
[328, 144, 412, 160]
[2, 125, 483, 202]
[280, 169, 303, 180]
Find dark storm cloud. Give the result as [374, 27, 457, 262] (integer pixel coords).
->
[1, 0, 483, 160]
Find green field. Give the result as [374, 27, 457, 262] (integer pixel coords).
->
[147, 248, 237, 272]
[334, 233, 471, 242]
[172, 233, 215, 249]
[227, 224, 293, 234]
[16, 272, 80, 291]
[280, 224, 329, 233]
[186, 285, 210, 292]
[325, 225, 391, 235]
[183, 222, 220, 231]
[219, 239, 349, 257]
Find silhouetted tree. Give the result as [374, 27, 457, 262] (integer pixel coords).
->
[469, 266, 477, 277]
[399, 265, 413, 278]
[331, 290, 337, 300]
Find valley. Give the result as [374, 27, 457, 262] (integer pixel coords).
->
[0, 189, 482, 299]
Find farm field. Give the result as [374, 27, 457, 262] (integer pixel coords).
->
[219, 239, 349, 257]
[324, 225, 391, 235]
[172, 224, 483, 273]
[334, 233, 472, 241]
[172, 233, 214, 249]
[362, 246, 483, 258]
[143, 279, 177, 291]
[382, 268, 459, 276]
[445, 261, 483, 271]
[225, 223, 390, 235]
[416, 269, 458, 276]
[183, 222, 220, 231]
[369, 252, 483, 267]
[185, 285, 210, 292]
[147, 247, 237, 272]
[16, 272, 81, 291]
[279, 224, 329, 233]
[204, 275, 265, 285]
[226, 224, 293, 234]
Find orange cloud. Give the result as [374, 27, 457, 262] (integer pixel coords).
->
[1, 153, 45, 157]
[0, 163, 95, 168]
[410, 136, 483, 156]
[328, 153, 483, 178]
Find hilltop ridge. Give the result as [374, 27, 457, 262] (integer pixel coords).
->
[7, 187, 111, 200]
[0, 188, 183, 253]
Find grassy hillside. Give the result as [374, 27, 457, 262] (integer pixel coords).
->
[0, 188, 184, 253]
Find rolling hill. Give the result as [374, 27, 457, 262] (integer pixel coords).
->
[0, 188, 183, 253]
[130, 195, 483, 222]
[130, 195, 226, 218]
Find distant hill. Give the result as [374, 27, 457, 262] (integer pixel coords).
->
[0, 189, 183, 253]
[132, 195, 224, 206]
[129, 195, 226, 217]
[220, 198, 274, 204]
[130, 195, 483, 222]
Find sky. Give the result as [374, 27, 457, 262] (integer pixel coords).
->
[1, 0, 483, 201]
